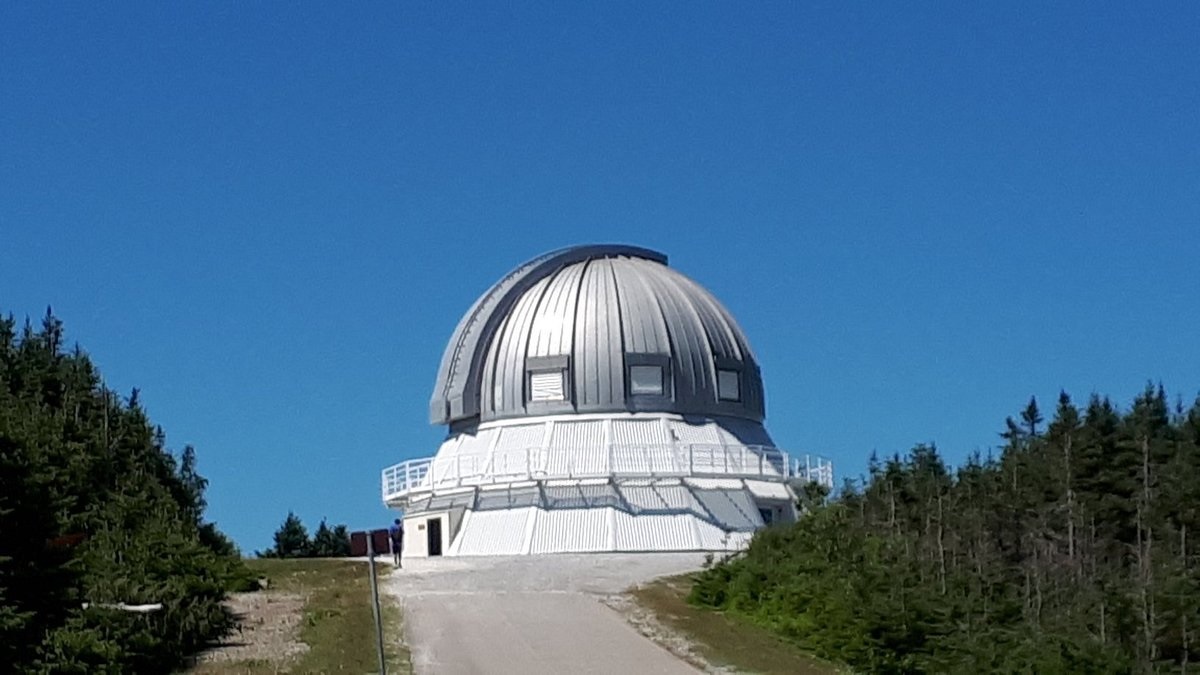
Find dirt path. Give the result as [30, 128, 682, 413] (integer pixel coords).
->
[193, 591, 309, 670]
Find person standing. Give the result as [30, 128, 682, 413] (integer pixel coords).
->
[388, 518, 404, 567]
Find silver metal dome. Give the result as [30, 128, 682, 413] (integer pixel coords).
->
[430, 245, 766, 426]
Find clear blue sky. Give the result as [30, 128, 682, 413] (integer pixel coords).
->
[3, 3, 1198, 551]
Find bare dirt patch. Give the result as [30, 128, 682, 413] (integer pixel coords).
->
[194, 591, 309, 671]
[191, 558, 408, 674]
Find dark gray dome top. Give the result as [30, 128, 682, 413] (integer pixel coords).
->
[429, 245, 765, 426]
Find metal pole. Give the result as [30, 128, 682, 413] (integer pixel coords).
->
[365, 535, 388, 675]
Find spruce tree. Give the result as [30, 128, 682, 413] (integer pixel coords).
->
[270, 512, 311, 558]
[0, 309, 244, 672]
[691, 388, 1200, 672]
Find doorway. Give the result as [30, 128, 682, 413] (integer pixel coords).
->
[427, 517, 443, 556]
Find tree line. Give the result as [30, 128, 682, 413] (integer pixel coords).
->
[692, 387, 1200, 673]
[0, 311, 251, 673]
[258, 511, 352, 558]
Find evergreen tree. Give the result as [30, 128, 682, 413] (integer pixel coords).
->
[691, 388, 1200, 673]
[268, 511, 311, 558]
[0, 309, 245, 672]
[330, 524, 352, 556]
[311, 518, 352, 557]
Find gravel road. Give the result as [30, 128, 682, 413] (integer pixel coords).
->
[384, 553, 708, 675]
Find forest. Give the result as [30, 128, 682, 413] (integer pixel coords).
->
[693, 387, 1200, 673]
[0, 312, 249, 673]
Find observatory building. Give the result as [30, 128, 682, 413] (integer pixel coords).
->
[382, 245, 832, 557]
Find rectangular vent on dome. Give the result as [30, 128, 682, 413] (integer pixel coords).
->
[529, 370, 566, 402]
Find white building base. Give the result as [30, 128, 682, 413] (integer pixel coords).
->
[401, 476, 795, 558]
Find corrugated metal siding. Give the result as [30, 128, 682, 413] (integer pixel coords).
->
[611, 418, 671, 445]
[668, 419, 721, 444]
[543, 484, 620, 509]
[713, 417, 774, 446]
[724, 489, 764, 528]
[476, 485, 541, 510]
[547, 420, 606, 474]
[695, 520, 732, 549]
[432, 428, 493, 456]
[455, 507, 534, 556]
[437, 481, 776, 556]
[530, 508, 610, 554]
[425, 492, 475, 511]
[685, 446, 741, 475]
[693, 489, 761, 531]
[494, 422, 545, 452]
[610, 445, 680, 475]
[685, 477, 748, 490]
[549, 419, 605, 449]
[620, 485, 668, 511]
[746, 480, 792, 500]
[619, 484, 695, 513]
[656, 484, 697, 511]
[612, 512, 696, 551]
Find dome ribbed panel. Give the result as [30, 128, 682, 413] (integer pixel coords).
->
[479, 307, 508, 417]
[635, 261, 717, 408]
[527, 263, 584, 359]
[573, 258, 625, 409]
[663, 266, 742, 361]
[491, 275, 552, 418]
[610, 257, 672, 357]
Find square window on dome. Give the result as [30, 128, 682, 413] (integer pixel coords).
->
[717, 369, 741, 402]
[529, 370, 566, 402]
[629, 365, 664, 396]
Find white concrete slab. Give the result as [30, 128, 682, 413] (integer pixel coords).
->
[385, 553, 706, 675]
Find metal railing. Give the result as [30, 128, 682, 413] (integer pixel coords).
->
[382, 444, 834, 503]
[790, 455, 835, 490]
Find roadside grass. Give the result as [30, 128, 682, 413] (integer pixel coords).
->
[192, 558, 409, 675]
[631, 574, 841, 675]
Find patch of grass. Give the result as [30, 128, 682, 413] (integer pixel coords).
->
[196, 558, 409, 674]
[631, 574, 841, 675]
